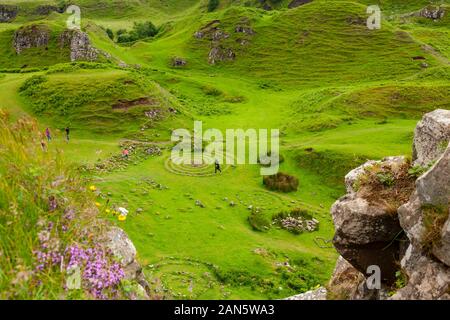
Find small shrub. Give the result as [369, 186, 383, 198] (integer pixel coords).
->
[248, 210, 271, 232]
[202, 85, 223, 97]
[207, 0, 220, 12]
[408, 164, 428, 178]
[376, 172, 394, 187]
[106, 28, 114, 40]
[263, 172, 299, 193]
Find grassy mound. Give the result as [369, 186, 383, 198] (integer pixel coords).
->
[18, 68, 183, 136]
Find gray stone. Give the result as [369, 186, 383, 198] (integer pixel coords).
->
[413, 109, 450, 166]
[416, 146, 450, 206]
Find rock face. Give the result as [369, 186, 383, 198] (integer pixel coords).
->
[103, 227, 150, 299]
[327, 109, 450, 300]
[332, 156, 410, 284]
[59, 29, 98, 62]
[0, 4, 18, 23]
[14, 24, 50, 54]
[413, 109, 450, 166]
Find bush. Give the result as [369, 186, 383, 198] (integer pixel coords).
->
[116, 21, 159, 43]
[207, 0, 220, 12]
[106, 28, 114, 40]
[263, 172, 299, 193]
[248, 210, 271, 232]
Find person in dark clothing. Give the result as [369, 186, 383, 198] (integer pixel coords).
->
[65, 127, 70, 142]
[45, 128, 51, 142]
[215, 159, 222, 174]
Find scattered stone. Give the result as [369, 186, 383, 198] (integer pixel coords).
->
[195, 200, 205, 208]
[229, 201, 236, 207]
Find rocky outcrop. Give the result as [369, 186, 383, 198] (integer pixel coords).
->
[332, 156, 411, 284]
[195, 18, 255, 65]
[103, 227, 150, 299]
[208, 46, 235, 65]
[413, 109, 450, 166]
[59, 29, 98, 62]
[327, 109, 450, 300]
[420, 6, 446, 20]
[0, 4, 18, 23]
[14, 24, 50, 54]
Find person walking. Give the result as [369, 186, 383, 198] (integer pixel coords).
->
[45, 128, 51, 142]
[122, 149, 129, 159]
[65, 127, 70, 142]
[215, 159, 222, 174]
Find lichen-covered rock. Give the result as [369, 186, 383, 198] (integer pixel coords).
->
[13, 24, 50, 54]
[59, 29, 98, 62]
[416, 146, 450, 206]
[412, 109, 450, 166]
[327, 256, 365, 300]
[103, 227, 149, 298]
[0, 4, 18, 23]
[391, 244, 450, 300]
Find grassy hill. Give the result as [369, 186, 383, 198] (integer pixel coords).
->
[0, 0, 449, 300]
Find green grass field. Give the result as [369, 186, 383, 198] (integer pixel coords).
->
[0, 0, 449, 299]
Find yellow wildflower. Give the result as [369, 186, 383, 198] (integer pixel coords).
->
[89, 185, 97, 192]
[118, 214, 127, 221]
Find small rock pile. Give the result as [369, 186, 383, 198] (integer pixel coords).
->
[275, 215, 319, 234]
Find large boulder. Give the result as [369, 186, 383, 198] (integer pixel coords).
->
[13, 24, 50, 54]
[332, 156, 411, 283]
[412, 109, 450, 166]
